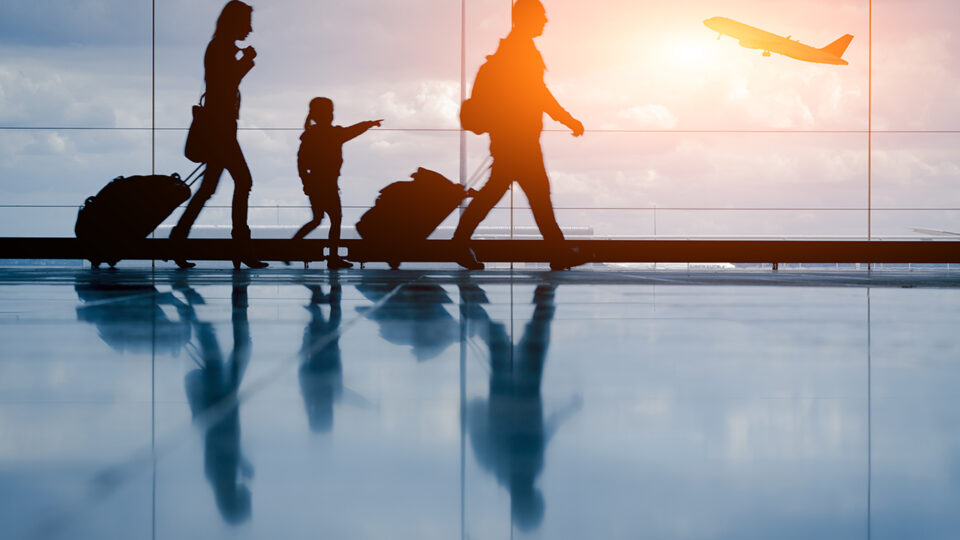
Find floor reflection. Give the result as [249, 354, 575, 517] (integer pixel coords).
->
[183, 272, 253, 525]
[75, 271, 192, 356]
[299, 277, 343, 433]
[49, 268, 960, 538]
[461, 280, 581, 532]
[356, 276, 459, 361]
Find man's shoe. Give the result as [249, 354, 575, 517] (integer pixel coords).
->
[549, 247, 586, 271]
[455, 247, 484, 270]
[174, 259, 196, 269]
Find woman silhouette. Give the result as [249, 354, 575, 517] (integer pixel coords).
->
[171, 0, 267, 269]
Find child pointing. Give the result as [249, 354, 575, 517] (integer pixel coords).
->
[291, 97, 382, 269]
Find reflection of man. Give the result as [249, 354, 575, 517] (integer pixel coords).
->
[299, 279, 343, 433]
[184, 272, 253, 524]
[455, 0, 585, 271]
[463, 282, 581, 531]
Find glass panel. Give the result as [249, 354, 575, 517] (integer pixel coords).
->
[0, 0, 152, 238]
[873, 0, 960, 131]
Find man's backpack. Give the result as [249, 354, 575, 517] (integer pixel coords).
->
[460, 54, 503, 135]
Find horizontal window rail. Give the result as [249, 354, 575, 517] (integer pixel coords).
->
[2, 126, 960, 134]
[2, 238, 958, 266]
[2, 204, 959, 212]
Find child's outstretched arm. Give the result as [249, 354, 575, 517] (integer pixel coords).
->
[341, 119, 383, 142]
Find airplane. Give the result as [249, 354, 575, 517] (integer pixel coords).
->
[704, 16, 853, 65]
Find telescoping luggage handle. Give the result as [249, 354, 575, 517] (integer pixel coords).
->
[464, 155, 492, 190]
[181, 163, 206, 188]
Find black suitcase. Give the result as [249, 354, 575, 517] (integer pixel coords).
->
[75, 165, 203, 268]
[356, 168, 471, 244]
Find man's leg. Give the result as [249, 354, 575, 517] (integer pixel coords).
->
[517, 160, 585, 270]
[452, 167, 511, 269]
[453, 168, 512, 241]
[517, 169, 564, 244]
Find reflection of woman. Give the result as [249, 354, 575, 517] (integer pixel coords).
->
[171, 0, 267, 269]
[184, 273, 253, 524]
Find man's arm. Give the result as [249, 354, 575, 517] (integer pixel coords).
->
[340, 119, 384, 142]
[543, 87, 584, 137]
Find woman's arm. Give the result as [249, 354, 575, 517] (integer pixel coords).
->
[236, 46, 256, 81]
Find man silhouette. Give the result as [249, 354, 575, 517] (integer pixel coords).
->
[462, 281, 581, 531]
[455, 0, 584, 271]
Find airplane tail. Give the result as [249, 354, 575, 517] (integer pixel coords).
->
[821, 34, 854, 58]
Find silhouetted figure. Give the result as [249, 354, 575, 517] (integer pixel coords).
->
[463, 281, 580, 532]
[74, 272, 192, 356]
[170, 0, 267, 270]
[184, 272, 253, 524]
[356, 278, 459, 361]
[291, 98, 382, 269]
[455, 0, 584, 271]
[298, 278, 343, 433]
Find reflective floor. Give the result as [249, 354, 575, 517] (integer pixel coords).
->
[1, 267, 960, 540]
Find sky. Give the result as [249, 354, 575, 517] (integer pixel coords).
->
[1, 0, 959, 238]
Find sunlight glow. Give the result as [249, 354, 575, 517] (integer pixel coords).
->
[669, 39, 711, 65]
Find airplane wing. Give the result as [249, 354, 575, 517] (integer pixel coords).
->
[911, 227, 960, 237]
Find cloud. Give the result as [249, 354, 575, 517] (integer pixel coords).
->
[1, 0, 959, 239]
[0, 0, 150, 47]
[618, 104, 678, 129]
[374, 80, 459, 128]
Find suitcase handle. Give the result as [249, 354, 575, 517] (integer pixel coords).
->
[182, 163, 206, 187]
[465, 155, 492, 190]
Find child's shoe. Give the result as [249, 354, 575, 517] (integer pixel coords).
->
[327, 256, 353, 270]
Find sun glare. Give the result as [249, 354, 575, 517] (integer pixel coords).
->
[671, 41, 709, 64]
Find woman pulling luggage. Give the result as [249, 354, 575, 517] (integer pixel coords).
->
[171, 0, 267, 269]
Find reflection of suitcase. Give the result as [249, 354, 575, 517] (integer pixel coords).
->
[356, 167, 472, 244]
[75, 165, 203, 268]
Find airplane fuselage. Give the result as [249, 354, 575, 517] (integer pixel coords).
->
[704, 17, 848, 65]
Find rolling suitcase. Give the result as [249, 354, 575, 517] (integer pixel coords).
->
[355, 165, 486, 269]
[75, 164, 204, 268]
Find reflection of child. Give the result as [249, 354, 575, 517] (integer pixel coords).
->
[292, 97, 382, 269]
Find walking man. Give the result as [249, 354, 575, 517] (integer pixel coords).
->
[455, 0, 584, 270]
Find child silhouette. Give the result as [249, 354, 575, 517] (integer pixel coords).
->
[291, 97, 382, 269]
